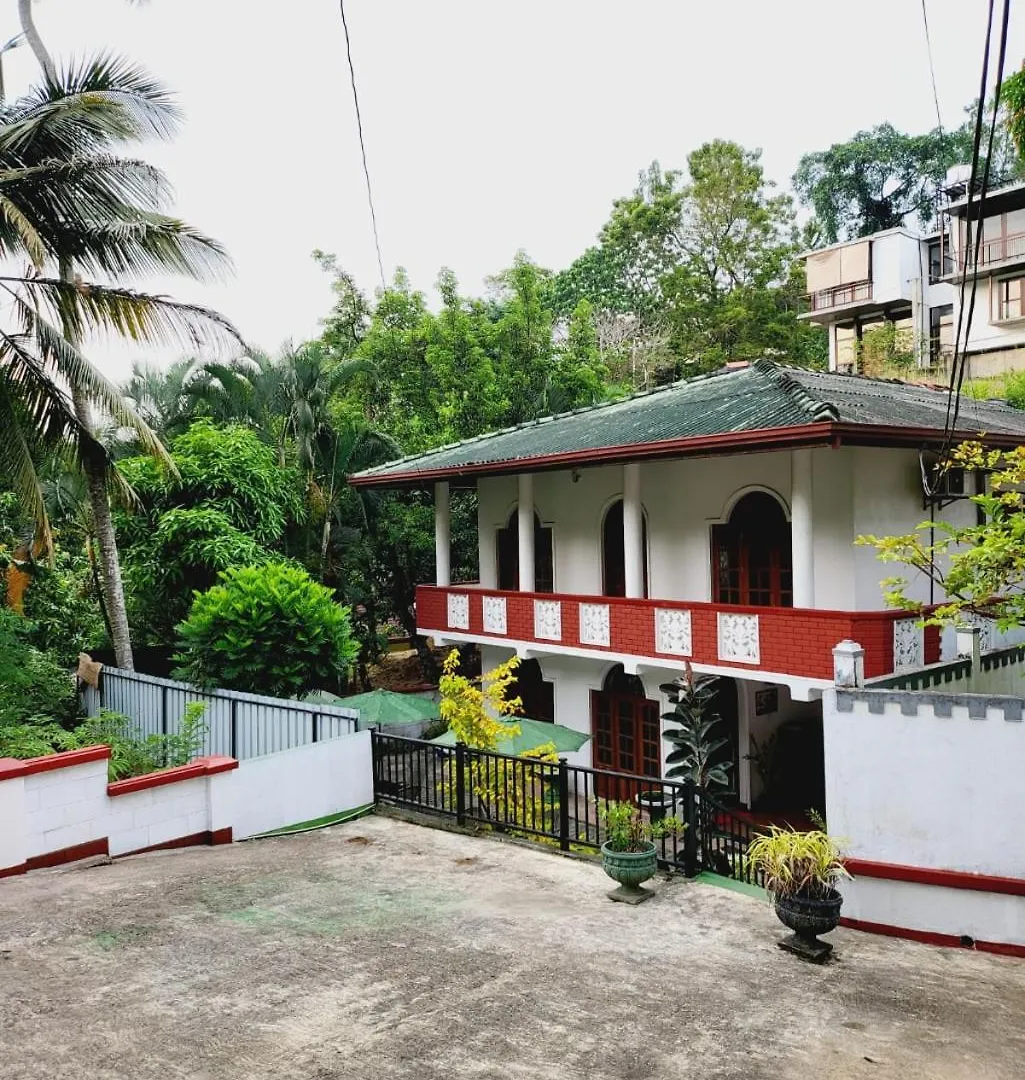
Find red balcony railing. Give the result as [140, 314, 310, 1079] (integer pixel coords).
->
[416, 586, 939, 683]
[805, 280, 873, 313]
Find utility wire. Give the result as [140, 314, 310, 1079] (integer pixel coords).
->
[941, 0, 1010, 454]
[949, 0, 1012, 441]
[339, 0, 387, 292]
[921, 0, 944, 130]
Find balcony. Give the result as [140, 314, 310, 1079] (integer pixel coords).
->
[416, 585, 939, 685]
[803, 280, 873, 317]
[950, 230, 1025, 278]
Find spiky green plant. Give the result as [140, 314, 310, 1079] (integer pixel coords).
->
[747, 827, 849, 899]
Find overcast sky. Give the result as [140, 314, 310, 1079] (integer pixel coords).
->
[3, 0, 1024, 377]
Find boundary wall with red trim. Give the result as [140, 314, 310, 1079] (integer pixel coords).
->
[824, 687, 1025, 957]
[0, 729, 373, 878]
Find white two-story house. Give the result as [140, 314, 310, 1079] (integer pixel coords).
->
[351, 360, 1025, 817]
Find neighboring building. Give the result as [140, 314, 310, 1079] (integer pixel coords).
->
[351, 360, 1025, 816]
[800, 228, 953, 374]
[942, 174, 1025, 378]
[800, 172, 1025, 380]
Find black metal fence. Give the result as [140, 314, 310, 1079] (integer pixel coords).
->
[370, 731, 765, 887]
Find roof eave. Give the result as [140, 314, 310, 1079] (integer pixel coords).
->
[350, 421, 1025, 490]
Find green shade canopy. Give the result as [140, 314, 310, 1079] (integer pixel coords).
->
[303, 688, 440, 727]
[430, 717, 590, 756]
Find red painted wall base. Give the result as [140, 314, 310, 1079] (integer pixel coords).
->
[0, 829, 233, 880]
[840, 916, 1025, 959]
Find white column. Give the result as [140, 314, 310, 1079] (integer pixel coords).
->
[828, 325, 838, 371]
[791, 449, 814, 609]
[434, 481, 451, 587]
[517, 473, 534, 592]
[623, 462, 644, 598]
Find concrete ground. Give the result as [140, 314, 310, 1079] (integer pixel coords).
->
[2, 815, 1024, 1080]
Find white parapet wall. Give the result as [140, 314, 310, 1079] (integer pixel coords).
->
[823, 687, 1025, 955]
[231, 729, 374, 839]
[1, 731, 375, 878]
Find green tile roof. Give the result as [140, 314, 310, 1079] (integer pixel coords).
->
[351, 359, 1025, 485]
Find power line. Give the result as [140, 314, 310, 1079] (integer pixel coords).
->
[941, 0, 1010, 454]
[921, 0, 944, 130]
[339, 0, 386, 292]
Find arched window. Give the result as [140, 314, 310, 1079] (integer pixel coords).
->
[590, 664, 660, 793]
[512, 659, 554, 722]
[601, 499, 648, 598]
[712, 492, 792, 607]
[496, 509, 554, 592]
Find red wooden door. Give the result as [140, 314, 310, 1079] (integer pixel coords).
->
[591, 690, 661, 800]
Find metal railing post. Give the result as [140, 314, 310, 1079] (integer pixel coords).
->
[230, 698, 239, 760]
[455, 741, 466, 826]
[682, 779, 698, 878]
[558, 759, 570, 851]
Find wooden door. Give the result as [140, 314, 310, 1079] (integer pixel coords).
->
[591, 690, 661, 800]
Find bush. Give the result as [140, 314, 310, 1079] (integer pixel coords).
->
[0, 610, 77, 729]
[21, 544, 107, 666]
[174, 562, 359, 698]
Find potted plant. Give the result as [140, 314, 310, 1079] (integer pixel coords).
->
[599, 801, 683, 904]
[635, 788, 676, 823]
[747, 827, 850, 962]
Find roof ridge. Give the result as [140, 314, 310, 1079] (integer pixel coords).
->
[753, 359, 840, 422]
[353, 363, 743, 477]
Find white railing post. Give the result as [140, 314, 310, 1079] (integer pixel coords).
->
[833, 640, 865, 688]
[791, 448, 815, 608]
[623, 463, 644, 598]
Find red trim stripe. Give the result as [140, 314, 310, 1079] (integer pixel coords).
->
[840, 916, 1025, 959]
[119, 827, 233, 857]
[0, 745, 111, 782]
[25, 838, 109, 872]
[107, 756, 238, 797]
[846, 858, 1025, 898]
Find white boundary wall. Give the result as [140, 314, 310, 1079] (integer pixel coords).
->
[232, 730, 373, 839]
[1, 731, 374, 878]
[823, 687, 1025, 950]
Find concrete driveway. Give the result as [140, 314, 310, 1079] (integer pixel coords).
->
[1, 814, 1023, 1079]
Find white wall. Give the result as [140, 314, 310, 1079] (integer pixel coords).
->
[106, 776, 211, 857]
[870, 232, 916, 303]
[23, 756, 110, 860]
[232, 729, 374, 839]
[824, 689, 1025, 876]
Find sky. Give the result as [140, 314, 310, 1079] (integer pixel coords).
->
[3, 0, 1025, 378]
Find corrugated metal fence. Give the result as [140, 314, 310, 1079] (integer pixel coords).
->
[82, 667, 359, 761]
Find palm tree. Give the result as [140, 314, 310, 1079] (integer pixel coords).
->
[0, 55, 238, 667]
[121, 357, 201, 438]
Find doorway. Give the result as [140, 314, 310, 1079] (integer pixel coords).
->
[711, 492, 792, 607]
[601, 499, 648, 597]
[590, 665, 660, 799]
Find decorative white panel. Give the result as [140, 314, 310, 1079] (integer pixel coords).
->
[482, 595, 507, 635]
[578, 603, 610, 647]
[655, 608, 692, 656]
[534, 600, 562, 641]
[969, 615, 996, 653]
[717, 612, 760, 665]
[893, 618, 924, 672]
[446, 592, 469, 631]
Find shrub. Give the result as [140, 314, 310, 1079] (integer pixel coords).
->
[174, 562, 359, 698]
[0, 610, 77, 729]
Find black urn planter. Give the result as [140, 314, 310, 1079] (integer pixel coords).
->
[635, 790, 676, 824]
[773, 888, 843, 963]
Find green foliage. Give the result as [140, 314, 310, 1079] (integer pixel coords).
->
[1002, 68, 1025, 164]
[793, 122, 976, 242]
[175, 562, 359, 698]
[599, 801, 684, 853]
[660, 666, 732, 789]
[855, 322, 921, 377]
[747, 827, 848, 899]
[54, 703, 208, 780]
[0, 609, 77, 729]
[123, 507, 272, 642]
[858, 440, 1025, 628]
[963, 369, 1025, 410]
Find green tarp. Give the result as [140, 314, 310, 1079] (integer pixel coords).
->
[430, 717, 589, 756]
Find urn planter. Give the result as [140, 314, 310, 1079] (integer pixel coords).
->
[774, 888, 843, 963]
[601, 840, 658, 904]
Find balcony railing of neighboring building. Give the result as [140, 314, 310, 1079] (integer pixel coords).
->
[956, 229, 1025, 272]
[416, 585, 940, 683]
[805, 280, 873, 313]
